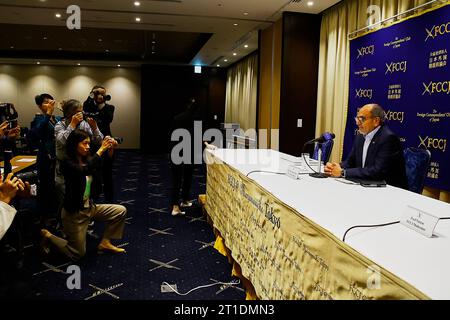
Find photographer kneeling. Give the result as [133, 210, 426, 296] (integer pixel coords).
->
[41, 129, 126, 261]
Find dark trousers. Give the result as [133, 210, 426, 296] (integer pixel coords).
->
[102, 155, 114, 203]
[171, 163, 194, 206]
[37, 158, 58, 228]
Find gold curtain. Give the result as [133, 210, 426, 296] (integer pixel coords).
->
[225, 53, 258, 131]
[316, 0, 449, 202]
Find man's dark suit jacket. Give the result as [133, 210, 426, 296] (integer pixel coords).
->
[341, 125, 408, 189]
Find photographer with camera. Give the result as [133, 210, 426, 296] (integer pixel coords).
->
[83, 85, 117, 203]
[55, 99, 104, 221]
[41, 129, 126, 261]
[0, 103, 21, 153]
[29, 94, 61, 229]
[1, 173, 33, 299]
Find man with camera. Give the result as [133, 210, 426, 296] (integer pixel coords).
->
[0, 103, 21, 153]
[29, 94, 61, 229]
[83, 85, 117, 203]
[1, 173, 33, 298]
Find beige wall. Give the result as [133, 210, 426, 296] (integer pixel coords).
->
[0, 64, 141, 149]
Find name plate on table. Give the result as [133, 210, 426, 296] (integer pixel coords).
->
[287, 165, 303, 180]
[400, 206, 439, 238]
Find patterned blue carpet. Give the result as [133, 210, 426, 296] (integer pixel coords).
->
[23, 150, 245, 300]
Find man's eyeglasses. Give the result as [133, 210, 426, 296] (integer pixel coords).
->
[355, 116, 373, 123]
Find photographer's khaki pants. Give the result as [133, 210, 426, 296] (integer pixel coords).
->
[48, 204, 126, 260]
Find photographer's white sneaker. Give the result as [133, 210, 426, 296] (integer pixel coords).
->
[171, 210, 186, 216]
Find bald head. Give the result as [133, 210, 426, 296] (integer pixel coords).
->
[355, 104, 384, 135]
[363, 104, 385, 124]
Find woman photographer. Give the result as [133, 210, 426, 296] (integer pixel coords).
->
[40, 129, 126, 261]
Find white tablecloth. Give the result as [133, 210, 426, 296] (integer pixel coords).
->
[208, 148, 450, 299]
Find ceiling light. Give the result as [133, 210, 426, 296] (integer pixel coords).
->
[55, 13, 61, 18]
[58, 47, 63, 51]
[98, 38, 103, 42]
[10, 46, 14, 49]
[134, 1, 141, 6]
[43, 36, 48, 40]
[233, 53, 237, 56]
[243, 12, 249, 16]
[117, 64, 121, 67]
[37, 62, 41, 65]
[135, 17, 141, 22]
[105, 49, 110, 52]
[233, 23, 238, 26]
[224, 59, 228, 62]
[77, 63, 81, 66]
[307, 1, 314, 6]
[244, 45, 248, 48]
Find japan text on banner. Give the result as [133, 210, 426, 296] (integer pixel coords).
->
[345, 3, 450, 191]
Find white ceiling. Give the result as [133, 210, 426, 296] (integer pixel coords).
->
[0, 0, 341, 67]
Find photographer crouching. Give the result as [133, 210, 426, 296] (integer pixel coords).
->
[41, 129, 126, 261]
[83, 85, 118, 203]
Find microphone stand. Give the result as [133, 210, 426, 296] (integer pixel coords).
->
[309, 143, 329, 179]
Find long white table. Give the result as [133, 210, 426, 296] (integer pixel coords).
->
[207, 148, 450, 299]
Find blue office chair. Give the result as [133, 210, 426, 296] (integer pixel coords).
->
[404, 147, 431, 194]
[312, 133, 334, 163]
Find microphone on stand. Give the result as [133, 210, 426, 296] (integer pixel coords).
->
[302, 132, 335, 179]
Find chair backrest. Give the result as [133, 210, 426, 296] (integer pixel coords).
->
[312, 139, 334, 163]
[404, 147, 431, 194]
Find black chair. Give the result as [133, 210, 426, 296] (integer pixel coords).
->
[404, 147, 431, 194]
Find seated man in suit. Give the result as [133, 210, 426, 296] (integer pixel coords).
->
[325, 103, 408, 189]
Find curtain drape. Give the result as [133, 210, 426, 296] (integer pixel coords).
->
[316, 0, 449, 201]
[225, 53, 258, 132]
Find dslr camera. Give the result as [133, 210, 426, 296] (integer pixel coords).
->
[112, 137, 124, 145]
[0, 103, 19, 128]
[89, 91, 111, 102]
[15, 170, 39, 185]
[83, 111, 100, 121]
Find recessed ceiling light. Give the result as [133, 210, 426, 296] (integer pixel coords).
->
[243, 12, 249, 16]
[105, 49, 110, 52]
[77, 63, 81, 66]
[244, 44, 248, 48]
[233, 53, 237, 56]
[217, 64, 220, 67]
[37, 62, 41, 65]
[134, 1, 141, 6]
[307, 1, 314, 6]
[55, 13, 61, 18]
[233, 23, 238, 26]
[224, 59, 228, 62]
[98, 38, 103, 42]
[135, 17, 141, 22]
[117, 64, 121, 67]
